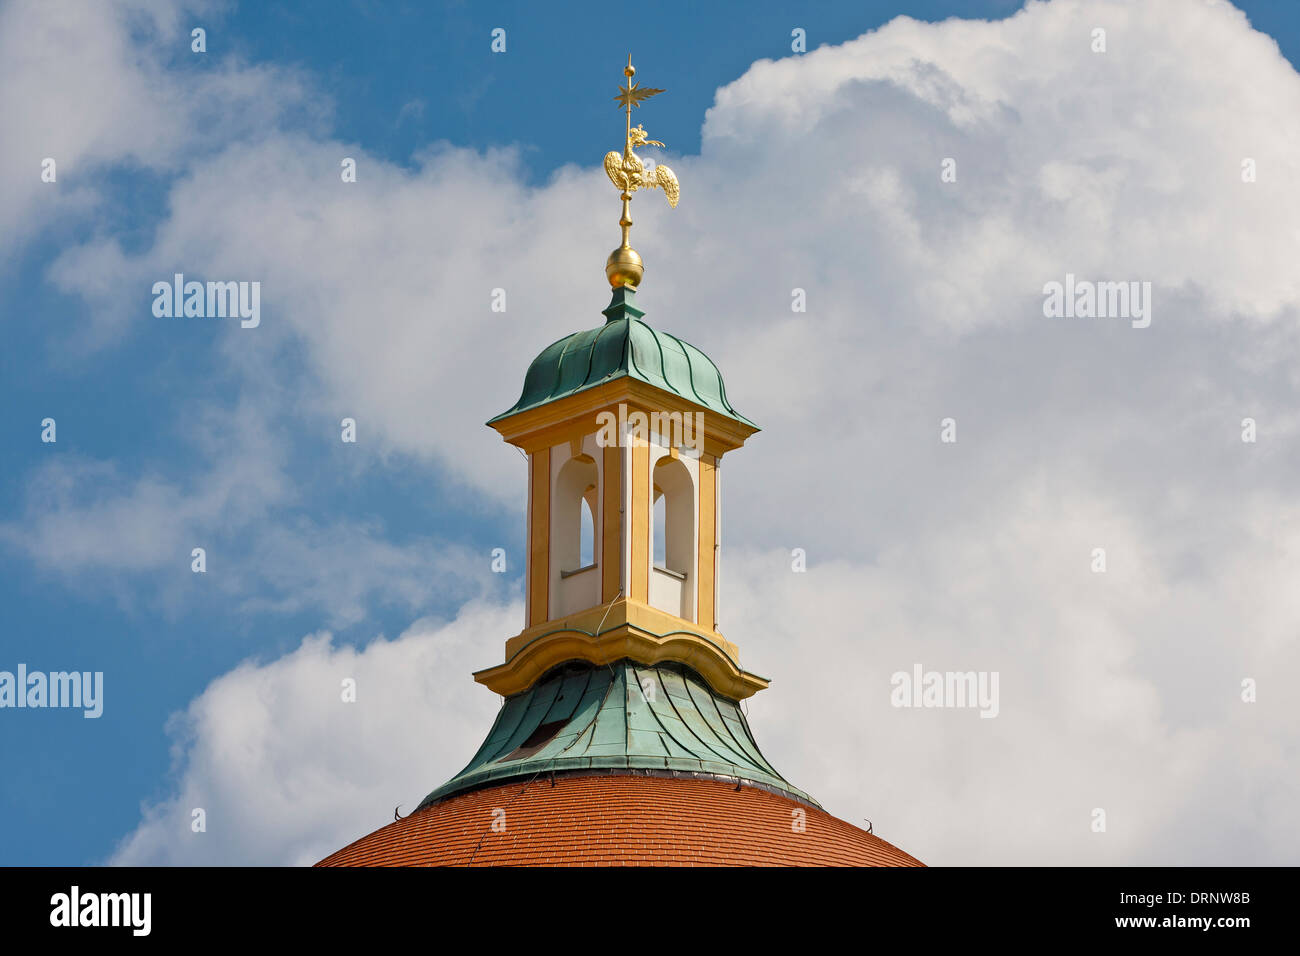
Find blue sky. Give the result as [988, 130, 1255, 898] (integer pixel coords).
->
[3, 0, 1300, 866]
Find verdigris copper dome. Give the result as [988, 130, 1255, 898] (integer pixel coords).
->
[489, 286, 756, 428]
[418, 660, 813, 807]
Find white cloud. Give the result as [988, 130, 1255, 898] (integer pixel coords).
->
[0, 0, 320, 268]
[725, 491, 1300, 864]
[1, 401, 493, 625]
[109, 601, 516, 866]
[3, 402, 286, 575]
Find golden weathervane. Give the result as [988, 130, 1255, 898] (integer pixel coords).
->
[603, 55, 679, 288]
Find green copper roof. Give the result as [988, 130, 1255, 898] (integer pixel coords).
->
[488, 286, 758, 428]
[418, 660, 815, 808]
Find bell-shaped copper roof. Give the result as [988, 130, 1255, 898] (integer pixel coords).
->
[418, 660, 812, 808]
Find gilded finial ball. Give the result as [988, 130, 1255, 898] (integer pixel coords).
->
[606, 245, 643, 288]
[625, 62, 635, 78]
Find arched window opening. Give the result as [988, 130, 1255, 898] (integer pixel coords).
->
[580, 486, 596, 568]
[554, 455, 598, 575]
[653, 486, 666, 568]
[651, 457, 693, 576]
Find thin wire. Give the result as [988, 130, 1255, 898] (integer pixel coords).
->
[593, 586, 624, 661]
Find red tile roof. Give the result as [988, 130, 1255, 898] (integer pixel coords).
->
[317, 772, 923, 867]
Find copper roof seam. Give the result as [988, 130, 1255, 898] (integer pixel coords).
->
[627, 662, 679, 760]
[567, 665, 602, 758]
[695, 676, 776, 777]
[576, 324, 602, 390]
[607, 319, 632, 386]
[476, 696, 529, 765]
[643, 321, 682, 400]
[725, 694, 785, 779]
[541, 335, 575, 406]
[655, 667, 732, 768]
[561, 329, 600, 400]
[633, 662, 715, 766]
[672, 669, 759, 771]
[677, 337, 707, 409]
[620, 318, 636, 386]
[619, 663, 630, 754]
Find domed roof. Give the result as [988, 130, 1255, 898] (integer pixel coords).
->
[418, 660, 813, 807]
[316, 773, 923, 867]
[319, 658, 924, 866]
[489, 286, 757, 428]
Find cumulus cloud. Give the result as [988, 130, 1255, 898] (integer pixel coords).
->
[1, 401, 491, 625]
[726, 505, 1300, 864]
[109, 601, 516, 866]
[12, 0, 1300, 863]
[0, 0, 320, 265]
[4, 402, 286, 574]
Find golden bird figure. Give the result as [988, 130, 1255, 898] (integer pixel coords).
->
[602, 57, 681, 288]
[604, 123, 679, 207]
[603, 150, 630, 193]
[655, 163, 679, 208]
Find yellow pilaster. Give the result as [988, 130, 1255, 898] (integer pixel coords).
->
[602, 443, 621, 601]
[630, 436, 649, 602]
[698, 453, 716, 631]
[528, 447, 550, 626]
